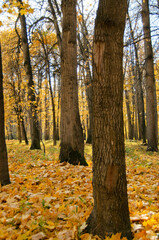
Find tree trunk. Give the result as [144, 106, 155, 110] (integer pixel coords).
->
[37, 69, 43, 140]
[142, 0, 158, 151]
[84, 0, 132, 239]
[128, 14, 146, 144]
[125, 90, 134, 139]
[77, 20, 93, 144]
[20, 116, 28, 145]
[0, 43, 10, 186]
[85, 63, 93, 144]
[18, 0, 41, 149]
[47, 62, 57, 145]
[17, 114, 22, 143]
[44, 82, 50, 140]
[60, 0, 87, 166]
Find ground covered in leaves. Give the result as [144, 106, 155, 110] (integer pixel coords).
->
[0, 140, 158, 240]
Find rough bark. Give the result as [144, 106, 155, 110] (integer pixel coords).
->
[84, 0, 132, 239]
[18, 0, 41, 149]
[59, 0, 87, 166]
[142, 0, 158, 151]
[0, 43, 11, 186]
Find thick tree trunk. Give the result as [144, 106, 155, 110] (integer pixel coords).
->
[60, 0, 87, 166]
[0, 43, 10, 186]
[18, 0, 41, 149]
[84, 0, 132, 239]
[142, 0, 158, 151]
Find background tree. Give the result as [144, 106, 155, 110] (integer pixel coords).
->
[142, 0, 158, 151]
[0, 42, 10, 186]
[84, 0, 132, 239]
[17, 0, 41, 149]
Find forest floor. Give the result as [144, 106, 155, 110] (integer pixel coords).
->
[0, 140, 158, 240]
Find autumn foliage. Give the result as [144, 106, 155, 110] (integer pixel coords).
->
[0, 141, 158, 239]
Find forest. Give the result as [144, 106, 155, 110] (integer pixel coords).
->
[0, 0, 159, 239]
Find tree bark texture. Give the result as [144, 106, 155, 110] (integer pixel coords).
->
[18, 0, 41, 149]
[0, 43, 11, 186]
[85, 0, 132, 239]
[60, 0, 87, 166]
[142, 0, 158, 151]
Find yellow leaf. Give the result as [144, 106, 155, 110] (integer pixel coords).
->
[7, 9, 13, 14]
[80, 233, 92, 240]
[20, 9, 27, 15]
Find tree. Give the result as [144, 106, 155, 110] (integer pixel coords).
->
[59, 0, 87, 166]
[77, 3, 93, 144]
[17, 0, 41, 149]
[127, 13, 146, 144]
[142, 0, 158, 151]
[0, 42, 10, 186]
[84, 0, 132, 239]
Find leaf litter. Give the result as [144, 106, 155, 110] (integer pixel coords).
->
[0, 140, 158, 240]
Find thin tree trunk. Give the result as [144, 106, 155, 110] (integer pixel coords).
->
[20, 116, 28, 145]
[0, 43, 10, 186]
[18, 0, 41, 149]
[77, 22, 93, 144]
[56, 75, 60, 140]
[125, 90, 133, 139]
[128, 14, 146, 143]
[85, 63, 93, 144]
[37, 69, 42, 140]
[48, 0, 62, 52]
[47, 62, 57, 145]
[142, 0, 158, 151]
[134, 93, 139, 140]
[17, 114, 22, 143]
[44, 82, 50, 140]
[84, 0, 132, 238]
